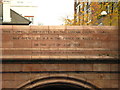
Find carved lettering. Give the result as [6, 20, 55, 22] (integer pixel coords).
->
[2, 26, 118, 59]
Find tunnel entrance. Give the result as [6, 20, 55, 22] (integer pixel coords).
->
[31, 82, 90, 89]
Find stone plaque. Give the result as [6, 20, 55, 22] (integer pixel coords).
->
[1, 26, 118, 59]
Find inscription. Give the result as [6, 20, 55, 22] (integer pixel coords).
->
[12, 36, 95, 40]
[2, 26, 118, 59]
[3, 30, 111, 34]
[33, 43, 80, 47]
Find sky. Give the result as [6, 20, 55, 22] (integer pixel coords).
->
[34, 0, 74, 25]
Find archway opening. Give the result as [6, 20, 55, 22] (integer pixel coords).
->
[19, 76, 99, 89]
[31, 82, 90, 89]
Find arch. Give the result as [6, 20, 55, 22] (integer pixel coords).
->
[32, 82, 90, 89]
[18, 76, 100, 89]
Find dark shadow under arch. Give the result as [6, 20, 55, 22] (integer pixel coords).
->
[32, 82, 90, 89]
[18, 76, 100, 90]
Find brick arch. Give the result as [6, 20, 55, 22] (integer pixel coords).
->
[18, 76, 100, 89]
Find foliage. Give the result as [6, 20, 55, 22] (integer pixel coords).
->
[64, 1, 120, 26]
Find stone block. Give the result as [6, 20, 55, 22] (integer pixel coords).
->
[101, 41, 118, 49]
[93, 64, 110, 71]
[93, 79, 104, 88]
[102, 80, 119, 88]
[0, 73, 2, 81]
[75, 64, 93, 71]
[39, 64, 59, 71]
[2, 73, 15, 81]
[12, 50, 31, 56]
[66, 26, 83, 30]
[13, 25, 30, 30]
[2, 50, 13, 55]
[22, 64, 59, 71]
[99, 74, 110, 80]
[49, 73, 68, 77]
[15, 73, 30, 81]
[39, 73, 50, 79]
[2, 81, 16, 88]
[59, 56, 68, 59]
[59, 64, 75, 71]
[49, 56, 60, 59]
[3, 64, 22, 72]
[2, 34, 13, 48]
[68, 73, 85, 81]
[0, 81, 2, 89]
[110, 64, 118, 71]
[49, 26, 66, 30]
[22, 64, 40, 71]
[31, 56, 50, 59]
[14, 80, 28, 88]
[9, 56, 31, 60]
[30, 73, 41, 80]
[30, 25, 49, 30]
[110, 74, 119, 79]
[1, 25, 13, 30]
[13, 40, 31, 48]
[84, 74, 100, 79]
